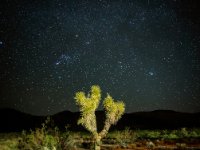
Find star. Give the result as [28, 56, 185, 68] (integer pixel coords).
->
[148, 72, 154, 76]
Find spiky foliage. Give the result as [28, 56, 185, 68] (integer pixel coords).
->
[103, 94, 125, 124]
[74, 85, 101, 134]
[99, 94, 125, 138]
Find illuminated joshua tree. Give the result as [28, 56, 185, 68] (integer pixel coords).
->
[74, 85, 125, 150]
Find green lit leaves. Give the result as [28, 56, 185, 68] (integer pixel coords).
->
[103, 94, 125, 125]
[74, 85, 101, 134]
[75, 92, 86, 106]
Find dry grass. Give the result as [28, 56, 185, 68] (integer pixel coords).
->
[0, 133, 19, 150]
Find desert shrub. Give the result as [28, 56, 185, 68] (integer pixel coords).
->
[18, 117, 61, 150]
[18, 129, 58, 149]
[189, 131, 198, 138]
[179, 128, 189, 138]
[146, 131, 160, 139]
[0, 133, 19, 149]
[122, 128, 200, 141]
[181, 128, 200, 138]
[136, 130, 160, 139]
[135, 129, 180, 140]
[188, 129, 200, 138]
[194, 128, 200, 135]
[134, 130, 147, 139]
[0, 139, 18, 150]
[163, 132, 179, 140]
[60, 134, 77, 150]
[113, 127, 135, 145]
[59, 129, 87, 150]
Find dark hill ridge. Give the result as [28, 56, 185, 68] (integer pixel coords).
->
[0, 108, 200, 132]
[0, 108, 46, 132]
[117, 110, 200, 130]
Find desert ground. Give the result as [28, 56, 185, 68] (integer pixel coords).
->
[1, 128, 200, 150]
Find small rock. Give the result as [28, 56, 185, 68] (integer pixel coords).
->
[146, 141, 155, 149]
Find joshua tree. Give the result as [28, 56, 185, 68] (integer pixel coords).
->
[74, 85, 125, 150]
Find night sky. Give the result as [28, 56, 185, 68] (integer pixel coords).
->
[0, 0, 200, 115]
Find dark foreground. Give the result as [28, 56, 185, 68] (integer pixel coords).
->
[1, 128, 200, 150]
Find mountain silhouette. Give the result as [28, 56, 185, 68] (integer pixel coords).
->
[0, 108, 200, 132]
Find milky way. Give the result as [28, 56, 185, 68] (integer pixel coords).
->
[0, 0, 200, 115]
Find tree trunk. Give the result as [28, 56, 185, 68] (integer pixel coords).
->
[94, 143, 100, 150]
[99, 120, 111, 139]
[93, 134, 101, 150]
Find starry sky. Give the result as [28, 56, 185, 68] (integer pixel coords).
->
[0, 0, 200, 115]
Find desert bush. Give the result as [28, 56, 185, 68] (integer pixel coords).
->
[182, 128, 200, 138]
[18, 120, 80, 150]
[135, 128, 200, 140]
[116, 129, 133, 148]
[146, 131, 160, 139]
[0, 139, 18, 150]
[179, 128, 189, 138]
[60, 134, 78, 150]
[0, 133, 21, 149]
[136, 130, 161, 139]
[108, 127, 135, 146]
[189, 130, 199, 138]
[156, 129, 179, 140]
[18, 117, 61, 150]
[163, 132, 178, 140]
